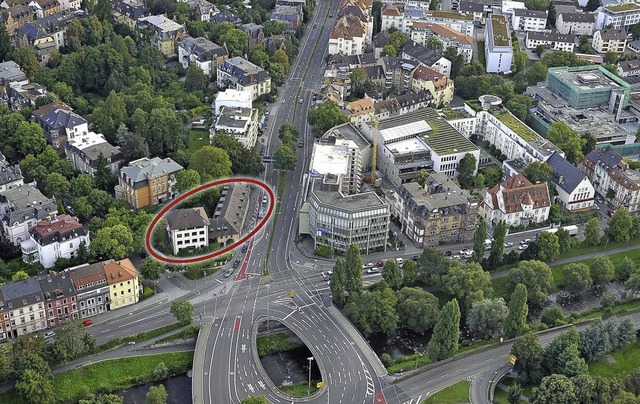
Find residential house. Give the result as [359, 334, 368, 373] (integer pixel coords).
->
[410, 65, 454, 106]
[370, 91, 432, 122]
[0, 61, 27, 85]
[20, 214, 90, 268]
[217, 57, 272, 100]
[0, 278, 46, 340]
[381, 4, 475, 36]
[6, 80, 47, 110]
[137, 15, 185, 57]
[482, 174, 551, 228]
[208, 183, 250, 245]
[512, 8, 547, 31]
[112, 0, 150, 29]
[25, 0, 60, 18]
[592, 28, 627, 53]
[343, 98, 376, 127]
[37, 272, 78, 328]
[270, 3, 303, 31]
[184, 0, 218, 22]
[103, 259, 139, 310]
[213, 106, 260, 148]
[386, 173, 479, 246]
[401, 40, 452, 77]
[578, 149, 640, 212]
[458, 1, 485, 22]
[618, 58, 640, 77]
[0, 184, 57, 246]
[409, 22, 473, 63]
[31, 102, 88, 149]
[485, 14, 513, 73]
[329, 13, 368, 55]
[16, 10, 81, 65]
[58, 0, 80, 11]
[115, 157, 183, 209]
[556, 12, 595, 35]
[165, 207, 209, 255]
[66, 262, 110, 318]
[378, 56, 416, 93]
[240, 23, 264, 46]
[211, 10, 242, 24]
[178, 36, 228, 77]
[64, 131, 123, 176]
[525, 31, 576, 52]
[0, 160, 23, 193]
[0, 5, 33, 34]
[596, 2, 640, 30]
[213, 89, 253, 115]
[546, 151, 595, 211]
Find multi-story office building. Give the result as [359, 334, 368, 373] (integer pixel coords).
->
[596, 2, 640, 30]
[386, 173, 479, 246]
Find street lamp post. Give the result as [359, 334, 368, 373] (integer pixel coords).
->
[266, 284, 271, 331]
[307, 356, 314, 395]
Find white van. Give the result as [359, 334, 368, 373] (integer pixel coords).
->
[395, 257, 404, 266]
[44, 331, 55, 339]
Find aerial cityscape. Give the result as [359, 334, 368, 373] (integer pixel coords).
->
[2, 0, 640, 403]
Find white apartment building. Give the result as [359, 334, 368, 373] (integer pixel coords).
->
[64, 131, 122, 176]
[0, 184, 57, 246]
[213, 89, 252, 115]
[212, 106, 260, 149]
[217, 57, 271, 101]
[409, 22, 474, 63]
[546, 152, 595, 211]
[0, 277, 46, 341]
[381, 4, 475, 36]
[165, 207, 209, 255]
[592, 28, 627, 53]
[596, 2, 640, 30]
[556, 12, 595, 35]
[512, 9, 547, 32]
[20, 214, 90, 269]
[485, 15, 513, 73]
[525, 31, 576, 52]
[328, 13, 368, 56]
[482, 174, 551, 228]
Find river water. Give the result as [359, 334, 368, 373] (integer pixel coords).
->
[260, 346, 321, 386]
[116, 374, 192, 404]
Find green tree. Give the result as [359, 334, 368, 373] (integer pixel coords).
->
[389, 31, 408, 50]
[15, 368, 54, 404]
[504, 284, 528, 338]
[555, 228, 573, 253]
[416, 246, 449, 286]
[274, 143, 297, 171]
[624, 368, 640, 397]
[507, 383, 523, 404]
[442, 262, 492, 312]
[426, 36, 443, 50]
[210, 133, 265, 176]
[345, 281, 398, 334]
[43, 172, 72, 199]
[15, 121, 46, 157]
[604, 51, 618, 65]
[152, 362, 169, 381]
[537, 232, 560, 261]
[271, 49, 290, 71]
[382, 260, 403, 290]
[184, 65, 208, 93]
[522, 161, 553, 184]
[616, 256, 636, 280]
[151, 218, 172, 255]
[381, 44, 397, 57]
[543, 328, 587, 377]
[396, 287, 439, 334]
[512, 333, 544, 385]
[330, 258, 347, 307]
[532, 374, 577, 404]
[50, 322, 96, 363]
[344, 244, 363, 296]
[606, 208, 633, 242]
[12, 270, 29, 282]
[170, 300, 194, 326]
[541, 306, 566, 327]
[277, 124, 301, 145]
[457, 153, 477, 189]
[472, 220, 487, 263]
[92, 91, 127, 141]
[427, 299, 461, 361]
[307, 101, 348, 134]
[526, 61, 548, 85]
[584, 217, 601, 247]
[94, 152, 115, 192]
[349, 68, 367, 98]
[526, 0, 549, 10]
[91, 224, 134, 260]
[513, 50, 528, 74]
[546, 121, 586, 163]
[489, 220, 507, 268]
[12, 47, 38, 80]
[590, 256, 615, 287]
[508, 260, 555, 307]
[402, 259, 417, 286]
[563, 263, 592, 295]
[189, 146, 232, 181]
[240, 396, 268, 404]
[145, 384, 167, 404]
[175, 169, 201, 193]
[79, 394, 124, 404]
[466, 298, 508, 340]
[0, 23, 13, 62]
[140, 257, 164, 284]
[585, 0, 601, 12]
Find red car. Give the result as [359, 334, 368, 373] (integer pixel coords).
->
[81, 319, 93, 327]
[376, 260, 385, 267]
[444, 251, 453, 257]
[607, 209, 614, 217]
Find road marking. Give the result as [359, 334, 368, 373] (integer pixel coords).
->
[283, 309, 296, 320]
[258, 381, 266, 390]
[241, 344, 246, 353]
[233, 316, 242, 333]
[363, 363, 374, 397]
[247, 384, 255, 393]
[373, 391, 387, 404]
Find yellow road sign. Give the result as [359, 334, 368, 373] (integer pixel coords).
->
[317, 382, 325, 388]
[289, 291, 295, 297]
[509, 354, 517, 365]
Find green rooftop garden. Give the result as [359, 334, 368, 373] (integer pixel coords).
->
[493, 110, 539, 142]
[606, 3, 640, 12]
[429, 10, 474, 20]
[491, 15, 510, 47]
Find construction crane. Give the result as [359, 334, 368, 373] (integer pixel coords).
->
[371, 117, 379, 185]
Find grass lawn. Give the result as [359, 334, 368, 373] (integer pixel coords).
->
[140, 284, 154, 300]
[256, 332, 304, 357]
[97, 323, 183, 352]
[423, 380, 470, 403]
[279, 380, 320, 396]
[155, 325, 200, 343]
[188, 129, 210, 153]
[589, 340, 640, 379]
[493, 386, 509, 404]
[0, 352, 194, 404]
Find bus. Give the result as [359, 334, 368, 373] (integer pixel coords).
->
[540, 225, 579, 237]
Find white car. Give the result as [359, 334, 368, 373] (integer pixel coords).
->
[520, 239, 531, 245]
[395, 257, 404, 266]
[459, 248, 470, 255]
[518, 244, 529, 250]
[44, 331, 55, 339]
[366, 268, 380, 274]
[504, 242, 514, 248]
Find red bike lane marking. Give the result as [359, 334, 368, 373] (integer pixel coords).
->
[233, 316, 242, 333]
[374, 391, 386, 404]
[235, 195, 266, 281]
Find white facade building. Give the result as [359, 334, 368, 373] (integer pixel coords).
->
[164, 207, 209, 255]
[546, 152, 595, 211]
[512, 9, 547, 32]
[212, 106, 260, 149]
[213, 89, 252, 115]
[482, 174, 551, 228]
[556, 12, 595, 35]
[485, 15, 513, 73]
[596, 2, 640, 30]
[525, 31, 576, 52]
[0, 185, 57, 246]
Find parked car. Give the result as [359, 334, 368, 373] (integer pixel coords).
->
[410, 255, 419, 261]
[366, 268, 380, 274]
[518, 244, 529, 250]
[376, 260, 385, 267]
[444, 250, 453, 257]
[395, 257, 404, 266]
[504, 242, 514, 248]
[459, 248, 470, 255]
[608, 209, 614, 217]
[44, 331, 55, 339]
[363, 262, 375, 269]
[82, 319, 93, 327]
[298, 142, 304, 148]
[520, 239, 531, 245]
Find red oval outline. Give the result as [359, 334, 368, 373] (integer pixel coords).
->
[144, 177, 275, 264]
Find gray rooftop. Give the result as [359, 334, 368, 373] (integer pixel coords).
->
[215, 107, 254, 129]
[0, 277, 43, 311]
[0, 162, 23, 187]
[309, 177, 387, 212]
[559, 12, 595, 22]
[526, 30, 575, 43]
[547, 151, 589, 193]
[165, 207, 209, 230]
[399, 174, 475, 213]
[320, 123, 371, 150]
[0, 61, 26, 84]
[209, 183, 250, 237]
[0, 184, 56, 226]
[37, 272, 76, 301]
[514, 8, 547, 18]
[120, 157, 183, 184]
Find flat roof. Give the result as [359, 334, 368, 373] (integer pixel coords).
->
[379, 120, 432, 143]
[490, 14, 510, 47]
[310, 177, 387, 212]
[493, 111, 539, 142]
[550, 65, 629, 90]
[310, 143, 352, 176]
[605, 3, 640, 12]
[387, 137, 429, 156]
